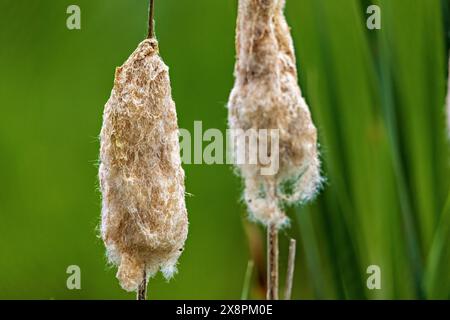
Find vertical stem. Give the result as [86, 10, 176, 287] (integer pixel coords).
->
[267, 224, 279, 300]
[137, 270, 147, 300]
[147, 0, 155, 39]
[284, 239, 297, 300]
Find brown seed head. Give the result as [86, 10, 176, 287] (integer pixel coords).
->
[228, 0, 321, 228]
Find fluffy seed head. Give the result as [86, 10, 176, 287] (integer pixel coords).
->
[99, 38, 188, 292]
[228, 0, 321, 228]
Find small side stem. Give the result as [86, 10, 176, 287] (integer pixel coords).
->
[137, 270, 148, 300]
[266, 224, 279, 300]
[284, 239, 297, 300]
[147, 0, 155, 39]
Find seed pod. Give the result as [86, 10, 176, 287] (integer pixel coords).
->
[228, 0, 321, 228]
[99, 38, 188, 292]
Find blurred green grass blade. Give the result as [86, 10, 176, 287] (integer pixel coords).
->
[424, 190, 450, 298]
[241, 260, 254, 300]
[382, 0, 447, 252]
[296, 207, 326, 299]
[292, 0, 449, 299]
[376, 0, 425, 297]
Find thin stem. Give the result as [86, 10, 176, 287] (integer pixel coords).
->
[147, 0, 155, 39]
[137, 270, 148, 300]
[284, 239, 297, 300]
[266, 224, 279, 300]
[241, 260, 255, 300]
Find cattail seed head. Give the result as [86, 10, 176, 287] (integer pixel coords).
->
[99, 38, 188, 292]
[228, 0, 321, 228]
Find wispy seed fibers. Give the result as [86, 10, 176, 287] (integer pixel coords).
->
[228, 0, 322, 228]
[99, 38, 188, 292]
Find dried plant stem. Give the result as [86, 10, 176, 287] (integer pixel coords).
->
[137, 270, 147, 300]
[284, 239, 296, 300]
[267, 224, 279, 300]
[147, 0, 155, 39]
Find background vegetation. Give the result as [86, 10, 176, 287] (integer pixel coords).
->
[0, 0, 449, 299]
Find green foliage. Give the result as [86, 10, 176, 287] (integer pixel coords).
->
[293, 0, 450, 299]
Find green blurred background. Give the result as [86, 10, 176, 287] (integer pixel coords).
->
[0, 0, 449, 299]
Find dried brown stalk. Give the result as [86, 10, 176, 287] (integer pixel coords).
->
[267, 224, 279, 300]
[284, 239, 296, 300]
[147, 0, 155, 39]
[137, 270, 148, 300]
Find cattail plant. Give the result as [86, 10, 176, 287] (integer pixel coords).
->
[228, 0, 321, 299]
[98, 0, 188, 299]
